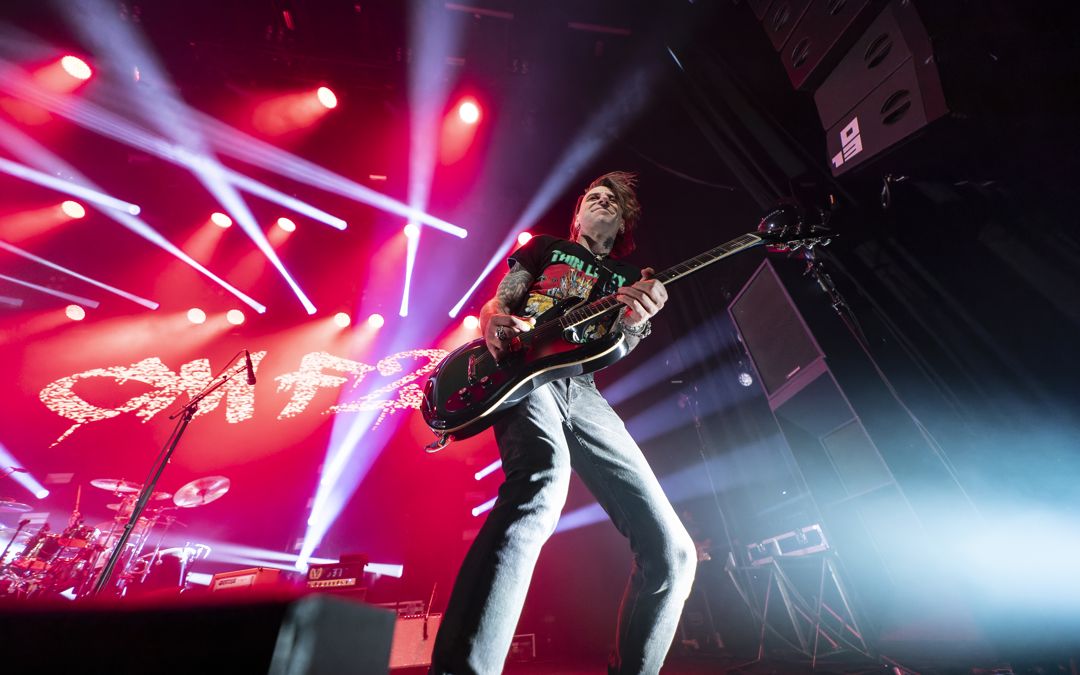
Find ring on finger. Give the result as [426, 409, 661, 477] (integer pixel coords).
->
[494, 327, 507, 340]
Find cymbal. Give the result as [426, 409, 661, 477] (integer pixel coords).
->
[89, 478, 140, 494]
[173, 476, 230, 508]
[0, 499, 32, 513]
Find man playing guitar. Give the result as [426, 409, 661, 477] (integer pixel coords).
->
[430, 172, 697, 675]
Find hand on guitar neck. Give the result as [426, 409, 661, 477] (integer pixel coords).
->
[614, 266, 667, 339]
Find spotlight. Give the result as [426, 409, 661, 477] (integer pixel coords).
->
[403, 222, 420, 238]
[61, 200, 87, 219]
[226, 309, 245, 325]
[316, 87, 338, 110]
[463, 315, 479, 331]
[65, 304, 86, 321]
[35, 488, 50, 499]
[458, 98, 480, 125]
[517, 231, 532, 246]
[738, 372, 754, 387]
[210, 212, 232, 228]
[367, 313, 384, 329]
[187, 308, 207, 324]
[60, 55, 92, 81]
[333, 312, 351, 328]
[276, 216, 297, 232]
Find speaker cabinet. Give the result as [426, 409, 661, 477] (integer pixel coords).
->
[813, 0, 947, 175]
[728, 262, 822, 399]
[0, 591, 395, 674]
[813, 0, 934, 129]
[761, 0, 813, 50]
[729, 260, 977, 616]
[779, 0, 878, 91]
[389, 613, 441, 669]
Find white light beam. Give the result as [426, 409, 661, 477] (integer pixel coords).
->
[0, 240, 159, 309]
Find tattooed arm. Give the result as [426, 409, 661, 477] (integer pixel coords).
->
[480, 263, 536, 360]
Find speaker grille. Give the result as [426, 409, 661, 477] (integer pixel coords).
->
[730, 261, 822, 397]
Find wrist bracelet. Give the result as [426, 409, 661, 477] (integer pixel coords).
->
[621, 319, 652, 339]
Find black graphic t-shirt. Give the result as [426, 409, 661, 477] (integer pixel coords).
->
[508, 235, 641, 321]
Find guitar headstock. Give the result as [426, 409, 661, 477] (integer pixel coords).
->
[756, 204, 834, 252]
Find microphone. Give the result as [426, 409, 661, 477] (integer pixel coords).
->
[243, 350, 257, 385]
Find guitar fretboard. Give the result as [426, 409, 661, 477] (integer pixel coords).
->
[557, 233, 763, 330]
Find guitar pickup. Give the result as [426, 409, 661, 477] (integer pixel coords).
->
[466, 352, 479, 385]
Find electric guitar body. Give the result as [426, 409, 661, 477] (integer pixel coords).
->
[422, 298, 628, 442]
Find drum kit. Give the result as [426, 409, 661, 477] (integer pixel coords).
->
[0, 476, 229, 599]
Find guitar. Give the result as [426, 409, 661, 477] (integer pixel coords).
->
[421, 211, 829, 450]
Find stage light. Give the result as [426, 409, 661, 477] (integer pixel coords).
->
[226, 309, 245, 325]
[738, 372, 754, 387]
[334, 312, 351, 328]
[367, 313, 384, 329]
[60, 200, 86, 219]
[474, 459, 502, 481]
[0, 273, 98, 307]
[187, 308, 206, 324]
[458, 98, 480, 124]
[60, 56, 92, 81]
[517, 231, 532, 246]
[463, 315, 479, 331]
[0, 241, 159, 310]
[448, 233, 519, 317]
[316, 86, 337, 110]
[210, 212, 232, 228]
[276, 216, 296, 232]
[35, 489, 49, 499]
[403, 222, 420, 238]
[65, 304, 86, 321]
[472, 496, 496, 517]
[0, 120, 264, 314]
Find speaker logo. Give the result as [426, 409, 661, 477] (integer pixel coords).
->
[831, 117, 863, 168]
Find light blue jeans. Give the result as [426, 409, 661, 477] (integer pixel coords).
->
[430, 375, 697, 675]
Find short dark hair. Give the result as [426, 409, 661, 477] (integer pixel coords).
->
[570, 171, 641, 258]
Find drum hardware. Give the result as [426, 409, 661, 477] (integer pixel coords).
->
[0, 517, 32, 566]
[89, 348, 249, 596]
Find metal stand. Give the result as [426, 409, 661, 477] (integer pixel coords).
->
[679, 392, 738, 653]
[1, 518, 30, 566]
[726, 551, 917, 674]
[90, 354, 248, 596]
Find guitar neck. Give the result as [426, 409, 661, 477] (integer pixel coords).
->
[558, 232, 763, 329]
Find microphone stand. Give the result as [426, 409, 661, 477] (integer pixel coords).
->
[90, 355, 249, 596]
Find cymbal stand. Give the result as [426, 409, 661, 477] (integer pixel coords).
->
[1, 518, 30, 566]
[91, 352, 248, 596]
[134, 512, 179, 585]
